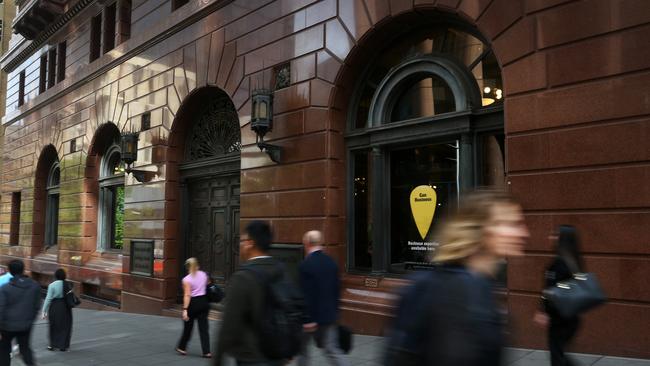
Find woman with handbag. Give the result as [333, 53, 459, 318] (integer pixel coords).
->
[175, 257, 212, 358]
[42, 269, 73, 352]
[534, 225, 584, 366]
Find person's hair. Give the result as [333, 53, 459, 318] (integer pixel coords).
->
[556, 225, 583, 272]
[185, 257, 199, 273]
[54, 268, 67, 281]
[434, 190, 519, 264]
[245, 220, 272, 252]
[8, 260, 24, 276]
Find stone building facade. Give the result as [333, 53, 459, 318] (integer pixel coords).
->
[0, 0, 648, 358]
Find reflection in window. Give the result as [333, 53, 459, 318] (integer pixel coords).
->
[478, 133, 506, 188]
[354, 26, 502, 128]
[99, 145, 125, 250]
[45, 162, 60, 249]
[390, 143, 458, 271]
[390, 75, 456, 122]
[353, 151, 372, 269]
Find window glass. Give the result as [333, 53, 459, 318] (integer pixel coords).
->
[353, 151, 372, 270]
[390, 75, 456, 122]
[390, 143, 458, 270]
[354, 26, 501, 128]
[478, 133, 505, 188]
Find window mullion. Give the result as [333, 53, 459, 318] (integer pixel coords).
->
[370, 147, 387, 274]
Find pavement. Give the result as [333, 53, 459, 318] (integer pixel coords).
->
[8, 309, 650, 366]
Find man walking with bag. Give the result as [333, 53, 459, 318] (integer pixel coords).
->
[297, 231, 349, 366]
[215, 221, 303, 366]
[0, 260, 42, 366]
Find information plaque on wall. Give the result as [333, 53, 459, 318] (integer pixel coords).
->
[268, 244, 304, 286]
[130, 240, 154, 277]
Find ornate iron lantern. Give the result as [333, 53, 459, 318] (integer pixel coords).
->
[251, 89, 281, 163]
[120, 132, 153, 182]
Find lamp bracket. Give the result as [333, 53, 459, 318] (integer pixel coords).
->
[125, 164, 158, 183]
[257, 142, 282, 164]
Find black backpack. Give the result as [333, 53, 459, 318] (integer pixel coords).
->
[244, 263, 304, 360]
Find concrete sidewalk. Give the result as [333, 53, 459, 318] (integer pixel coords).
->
[10, 309, 649, 366]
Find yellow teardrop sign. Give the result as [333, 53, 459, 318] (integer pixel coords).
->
[410, 185, 437, 240]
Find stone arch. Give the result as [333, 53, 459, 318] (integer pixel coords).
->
[165, 86, 242, 288]
[31, 144, 60, 251]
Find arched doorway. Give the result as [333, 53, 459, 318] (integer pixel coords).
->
[172, 87, 242, 284]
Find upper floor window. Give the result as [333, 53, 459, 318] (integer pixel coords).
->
[98, 144, 125, 251]
[90, 14, 102, 62]
[18, 70, 25, 106]
[117, 0, 131, 44]
[172, 0, 189, 11]
[10, 192, 21, 246]
[39, 42, 66, 94]
[0, 20, 3, 43]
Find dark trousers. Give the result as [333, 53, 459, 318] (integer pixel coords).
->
[0, 329, 34, 366]
[49, 298, 73, 350]
[549, 317, 580, 366]
[177, 296, 210, 354]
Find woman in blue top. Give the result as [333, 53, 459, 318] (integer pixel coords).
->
[42, 269, 73, 351]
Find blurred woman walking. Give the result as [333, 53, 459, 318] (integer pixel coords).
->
[535, 225, 584, 366]
[42, 268, 73, 352]
[176, 257, 212, 358]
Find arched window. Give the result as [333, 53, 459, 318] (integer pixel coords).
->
[348, 24, 505, 274]
[45, 161, 60, 248]
[98, 143, 125, 251]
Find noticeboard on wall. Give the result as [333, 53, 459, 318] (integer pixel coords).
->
[130, 240, 154, 277]
[268, 244, 304, 285]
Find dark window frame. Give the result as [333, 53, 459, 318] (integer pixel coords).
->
[90, 13, 102, 62]
[18, 70, 26, 106]
[39, 55, 47, 93]
[103, 2, 117, 54]
[98, 144, 125, 251]
[345, 25, 505, 276]
[45, 162, 60, 248]
[47, 48, 57, 89]
[57, 41, 66, 83]
[172, 0, 189, 11]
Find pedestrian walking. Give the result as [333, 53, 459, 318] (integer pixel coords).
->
[215, 220, 303, 366]
[0, 266, 19, 360]
[384, 191, 529, 366]
[297, 230, 349, 366]
[42, 269, 73, 352]
[176, 257, 212, 358]
[0, 260, 42, 366]
[534, 225, 584, 366]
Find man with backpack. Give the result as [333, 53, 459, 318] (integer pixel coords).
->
[215, 220, 303, 366]
[297, 230, 349, 366]
[0, 260, 42, 366]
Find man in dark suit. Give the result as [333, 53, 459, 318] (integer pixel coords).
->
[297, 231, 349, 366]
[0, 260, 41, 366]
[215, 220, 286, 366]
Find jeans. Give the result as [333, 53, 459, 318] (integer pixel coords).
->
[297, 324, 349, 366]
[0, 329, 35, 366]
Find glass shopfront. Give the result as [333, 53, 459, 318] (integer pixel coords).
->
[347, 23, 505, 274]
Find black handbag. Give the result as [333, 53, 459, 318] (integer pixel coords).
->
[206, 283, 224, 303]
[64, 282, 81, 308]
[543, 272, 606, 318]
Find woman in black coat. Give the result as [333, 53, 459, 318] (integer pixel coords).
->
[42, 269, 73, 351]
[535, 225, 584, 366]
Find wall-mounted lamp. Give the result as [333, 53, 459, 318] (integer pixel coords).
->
[251, 89, 281, 163]
[120, 132, 156, 182]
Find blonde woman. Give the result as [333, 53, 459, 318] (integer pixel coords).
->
[385, 191, 529, 366]
[175, 257, 211, 358]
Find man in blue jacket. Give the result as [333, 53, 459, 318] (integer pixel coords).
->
[0, 260, 41, 366]
[297, 230, 349, 366]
